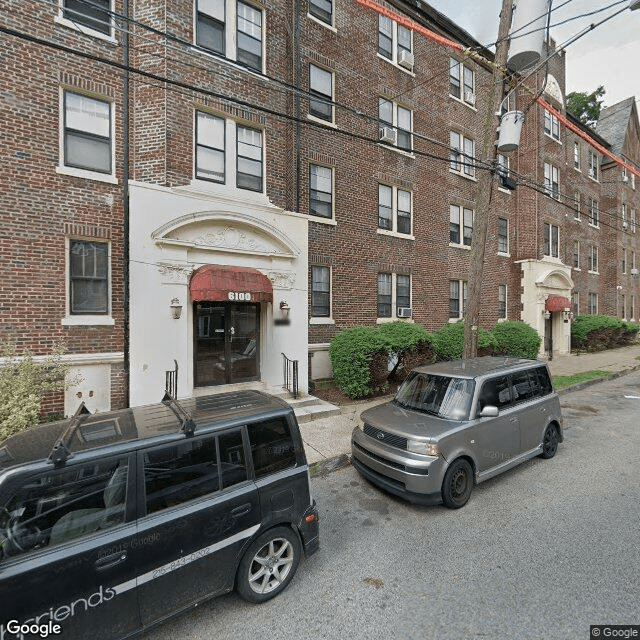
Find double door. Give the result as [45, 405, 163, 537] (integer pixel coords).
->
[194, 302, 260, 386]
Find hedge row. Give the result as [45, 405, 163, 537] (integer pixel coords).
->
[571, 315, 639, 351]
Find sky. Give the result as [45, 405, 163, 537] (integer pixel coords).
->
[427, 0, 640, 109]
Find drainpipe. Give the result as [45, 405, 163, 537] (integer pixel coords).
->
[122, 0, 131, 407]
[294, 0, 301, 213]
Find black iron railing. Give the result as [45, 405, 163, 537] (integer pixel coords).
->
[281, 353, 299, 399]
[165, 359, 178, 398]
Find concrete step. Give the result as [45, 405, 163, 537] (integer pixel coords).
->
[265, 387, 342, 423]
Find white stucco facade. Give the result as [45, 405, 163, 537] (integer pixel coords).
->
[128, 181, 308, 407]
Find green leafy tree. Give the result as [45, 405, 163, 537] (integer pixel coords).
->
[566, 86, 605, 127]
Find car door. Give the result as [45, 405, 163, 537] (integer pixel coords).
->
[516, 366, 555, 452]
[0, 454, 140, 640]
[135, 428, 261, 627]
[469, 375, 520, 472]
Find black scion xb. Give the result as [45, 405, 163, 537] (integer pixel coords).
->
[0, 390, 319, 639]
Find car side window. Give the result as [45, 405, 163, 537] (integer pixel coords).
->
[535, 366, 553, 395]
[247, 417, 296, 479]
[219, 430, 248, 489]
[511, 370, 538, 404]
[478, 375, 512, 412]
[1, 458, 128, 560]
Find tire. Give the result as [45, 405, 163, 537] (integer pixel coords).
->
[236, 526, 301, 603]
[441, 458, 474, 509]
[539, 424, 559, 459]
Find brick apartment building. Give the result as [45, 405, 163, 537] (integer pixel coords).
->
[1, 0, 639, 417]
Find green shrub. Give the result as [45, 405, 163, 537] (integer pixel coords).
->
[491, 321, 541, 359]
[571, 315, 623, 343]
[432, 322, 496, 361]
[329, 327, 391, 398]
[572, 315, 639, 350]
[378, 321, 432, 350]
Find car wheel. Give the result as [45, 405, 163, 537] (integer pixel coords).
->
[236, 526, 301, 603]
[441, 458, 473, 509]
[539, 424, 559, 459]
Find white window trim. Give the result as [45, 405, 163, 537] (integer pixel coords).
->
[308, 64, 336, 126]
[55, 0, 116, 42]
[307, 0, 336, 30]
[450, 132, 476, 180]
[379, 98, 414, 154]
[573, 141, 581, 171]
[497, 155, 512, 194]
[448, 279, 467, 322]
[572, 240, 581, 271]
[543, 162, 560, 200]
[62, 237, 113, 326]
[497, 217, 510, 256]
[498, 284, 508, 322]
[543, 109, 561, 143]
[449, 58, 477, 110]
[449, 204, 473, 249]
[58, 88, 117, 183]
[309, 265, 335, 324]
[309, 163, 335, 223]
[588, 246, 599, 274]
[543, 222, 560, 259]
[377, 184, 414, 238]
[376, 273, 413, 323]
[377, 17, 415, 75]
[587, 198, 600, 228]
[587, 151, 600, 182]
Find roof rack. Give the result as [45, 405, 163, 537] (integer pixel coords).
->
[47, 402, 92, 466]
[161, 391, 196, 437]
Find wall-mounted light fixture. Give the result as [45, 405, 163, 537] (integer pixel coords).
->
[170, 298, 183, 320]
[562, 307, 573, 322]
[543, 310, 551, 320]
[279, 300, 290, 316]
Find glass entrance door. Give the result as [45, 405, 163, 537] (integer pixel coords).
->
[194, 302, 260, 386]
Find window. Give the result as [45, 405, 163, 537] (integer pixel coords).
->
[589, 245, 598, 273]
[543, 223, 559, 258]
[309, 64, 333, 122]
[1, 458, 127, 556]
[573, 240, 580, 269]
[588, 292, 598, 315]
[449, 279, 468, 320]
[309, 165, 333, 219]
[450, 58, 475, 105]
[498, 217, 509, 254]
[378, 185, 412, 234]
[379, 99, 412, 151]
[498, 284, 507, 320]
[311, 266, 331, 317]
[196, 111, 225, 182]
[572, 291, 579, 315]
[378, 16, 412, 67]
[633, 209, 637, 233]
[632, 294, 636, 320]
[574, 141, 580, 170]
[497, 153, 510, 180]
[396, 274, 410, 312]
[544, 109, 560, 140]
[236, 124, 263, 191]
[478, 376, 511, 410]
[63, 0, 111, 36]
[543, 162, 559, 199]
[588, 197, 599, 227]
[196, 0, 263, 72]
[309, 0, 332, 24]
[620, 294, 626, 319]
[511, 370, 539, 404]
[248, 418, 296, 478]
[450, 205, 473, 247]
[633, 251, 637, 271]
[70, 240, 109, 314]
[378, 273, 392, 317]
[588, 150, 599, 180]
[574, 191, 581, 220]
[63, 91, 112, 174]
[622, 249, 627, 274]
[450, 132, 475, 177]
[622, 203, 628, 230]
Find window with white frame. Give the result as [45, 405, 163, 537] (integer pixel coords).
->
[633, 251, 637, 271]
[588, 150, 599, 180]
[309, 165, 333, 219]
[622, 203, 628, 230]
[378, 185, 412, 234]
[195, 111, 263, 192]
[543, 162, 559, 199]
[378, 272, 392, 318]
[196, 0, 263, 73]
[574, 141, 580, 170]
[396, 274, 410, 313]
[589, 245, 598, 273]
[450, 132, 475, 177]
[632, 294, 636, 319]
[572, 291, 579, 315]
[379, 98, 412, 152]
[543, 223, 559, 258]
[63, 91, 112, 175]
[588, 197, 599, 227]
[62, 0, 111, 36]
[588, 292, 597, 315]
[378, 15, 412, 67]
[449, 280, 468, 320]
[309, 0, 333, 25]
[69, 240, 109, 314]
[621, 294, 626, 319]
[378, 273, 411, 319]
[498, 217, 509, 254]
[544, 109, 560, 140]
[498, 284, 507, 320]
[497, 153, 512, 189]
[622, 249, 627, 274]
[632, 209, 637, 233]
[449, 58, 475, 105]
[309, 64, 334, 122]
[574, 191, 581, 220]
[311, 265, 331, 317]
[573, 240, 580, 269]
[450, 205, 473, 247]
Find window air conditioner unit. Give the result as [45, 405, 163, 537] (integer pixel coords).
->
[632, 268, 639, 275]
[623, 175, 629, 183]
[623, 221, 628, 229]
[464, 90, 476, 105]
[379, 126, 397, 145]
[398, 49, 414, 70]
[397, 307, 412, 318]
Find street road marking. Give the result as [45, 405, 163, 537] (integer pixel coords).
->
[623, 395, 640, 399]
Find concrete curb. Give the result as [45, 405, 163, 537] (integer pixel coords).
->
[308, 364, 640, 477]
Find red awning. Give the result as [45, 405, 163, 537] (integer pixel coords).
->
[190, 265, 273, 303]
[545, 295, 572, 313]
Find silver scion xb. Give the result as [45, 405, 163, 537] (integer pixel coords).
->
[351, 357, 563, 508]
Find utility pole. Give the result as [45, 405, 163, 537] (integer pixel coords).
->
[463, 0, 514, 358]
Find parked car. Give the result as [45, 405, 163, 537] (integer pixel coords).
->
[351, 357, 563, 508]
[0, 390, 318, 639]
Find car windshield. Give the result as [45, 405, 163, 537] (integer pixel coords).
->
[394, 372, 475, 421]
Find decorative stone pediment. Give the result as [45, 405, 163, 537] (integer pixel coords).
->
[158, 262, 195, 285]
[536, 268, 573, 291]
[267, 271, 296, 290]
[543, 74, 564, 107]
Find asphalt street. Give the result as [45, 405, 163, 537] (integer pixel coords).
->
[143, 372, 640, 640]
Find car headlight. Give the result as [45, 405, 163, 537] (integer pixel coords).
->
[407, 440, 439, 456]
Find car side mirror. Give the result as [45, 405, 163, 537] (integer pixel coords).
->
[479, 405, 499, 418]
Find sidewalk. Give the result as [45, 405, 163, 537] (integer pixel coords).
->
[300, 344, 640, 473]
